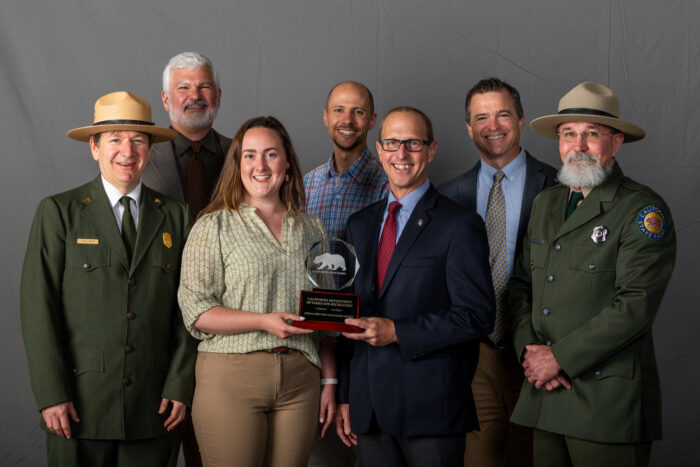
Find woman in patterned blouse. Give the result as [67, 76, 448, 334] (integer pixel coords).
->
[178, 116, 336, 467]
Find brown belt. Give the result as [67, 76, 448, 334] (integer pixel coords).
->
[262, 346, 294, 354]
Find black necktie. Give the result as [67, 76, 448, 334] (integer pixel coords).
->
[120, 196, 137, 262]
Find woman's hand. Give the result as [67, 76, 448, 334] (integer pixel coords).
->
[262, 312, 312, 339]
[318, 383, 336, 438]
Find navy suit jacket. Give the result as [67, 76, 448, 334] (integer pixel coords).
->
[438, 151, 558, 262]
[339, 185, 496, 436]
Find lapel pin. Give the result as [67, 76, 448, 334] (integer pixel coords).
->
[82, 196, 92, 203]
[154, 198, 162, 205]
[417, 219, 424, 226]
[591, 226, 608, 244]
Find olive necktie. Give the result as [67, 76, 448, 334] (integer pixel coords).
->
[485, 171, 507, 345]
[566, 191, 584, 220]
[120, 196, 137, 262]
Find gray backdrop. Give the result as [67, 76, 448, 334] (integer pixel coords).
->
[2, 1, 698, 465]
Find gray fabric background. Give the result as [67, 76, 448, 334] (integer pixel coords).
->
[2, 1, 698, 465]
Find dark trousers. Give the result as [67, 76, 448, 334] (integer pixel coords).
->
[533, 429, 652, 467]
[166, 410, 202, 467]
[46, 432, 172, 467]
[357, 418, 465, 467]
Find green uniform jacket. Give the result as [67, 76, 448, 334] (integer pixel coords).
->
[20, 176, 197, 440]
[509, 162, 676, 443]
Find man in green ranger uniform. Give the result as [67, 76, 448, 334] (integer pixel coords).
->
[509, 82, 676, 467]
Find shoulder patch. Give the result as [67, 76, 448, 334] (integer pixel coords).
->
[637, 205, 666, 240]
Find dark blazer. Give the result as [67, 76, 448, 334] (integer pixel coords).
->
[20, 177, 197, 440]
[439, 151, 558, 261]
[339, 185, 496, 436]
[141, 129, 231, 203]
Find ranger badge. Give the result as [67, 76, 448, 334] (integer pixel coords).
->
[162, 232, 173, 248]
[591, 226, 608, 244]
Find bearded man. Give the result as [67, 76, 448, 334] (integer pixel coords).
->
[142, 52, 231, 224]
[508, 82, 676, 467]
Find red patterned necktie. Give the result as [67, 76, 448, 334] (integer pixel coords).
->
[376, 201, 402, 290]
[185, 141, 206, 222]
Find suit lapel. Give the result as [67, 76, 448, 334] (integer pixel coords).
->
[378, 186, 437, 300]
[519, 153, 548, 240]
[460, 161, 479, 210]
[360, 200, 385, 298]
[132, 186, 165, 273]
[80, 178, 130, 271]
[150, 143, 185, 201]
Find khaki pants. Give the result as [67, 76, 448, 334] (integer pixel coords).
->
[192, 351, 320, 467]
[465, 341, 533, 467]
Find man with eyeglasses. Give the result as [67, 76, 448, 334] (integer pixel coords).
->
[508, 82, 676, 466]
[335, 106, 496, 466]
[440, 77, 557, 467]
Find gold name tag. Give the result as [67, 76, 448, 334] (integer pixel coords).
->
[77, 238, 99, 245]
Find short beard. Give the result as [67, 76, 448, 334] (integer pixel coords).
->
[557, 152, 612, 188]
[169, 99, 218, 130]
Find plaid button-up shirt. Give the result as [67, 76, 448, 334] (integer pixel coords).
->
[304, 147, 389, 239]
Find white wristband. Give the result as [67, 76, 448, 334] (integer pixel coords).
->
[321, 378, 338, 385]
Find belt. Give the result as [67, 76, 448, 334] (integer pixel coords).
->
[261, 346, 294, 354]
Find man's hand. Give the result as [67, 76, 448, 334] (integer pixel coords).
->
[159, 398, 187, 431]
[342, 317, 397, 346]
[318, 384, 336, 438]
[335, 403, 357, 447]
[41, 401, 80, 439]
[523, 344, 571, 390]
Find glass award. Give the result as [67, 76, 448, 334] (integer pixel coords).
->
[294, 237, 362, 333]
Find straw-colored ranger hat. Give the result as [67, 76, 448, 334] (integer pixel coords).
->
[530, 82, 645, 142]
[67, 91, 177, 143]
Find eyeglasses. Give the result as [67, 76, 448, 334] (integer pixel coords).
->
[379, 139, 432, 152]
[557, 129, 613, 143]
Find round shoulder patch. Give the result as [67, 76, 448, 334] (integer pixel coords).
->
[637, 205, 666, 240]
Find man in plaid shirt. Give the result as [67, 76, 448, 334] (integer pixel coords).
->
[304, 81, 389, 240]
[303, 82, 388, 466]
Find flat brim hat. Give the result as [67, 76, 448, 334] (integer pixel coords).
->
[530, 82, 645, 142]
[67, 91, 178, 143]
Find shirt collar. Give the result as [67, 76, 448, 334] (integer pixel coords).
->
[387, 178, 431, 213]
[479, 147, 526, 182]
[172, 127, 217, 157]
[326, 147, 373, 181]
[101, 176, 142, 207]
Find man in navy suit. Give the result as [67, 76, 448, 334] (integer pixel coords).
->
[335, 106, 496, 467]
[440, 77, 557, 467]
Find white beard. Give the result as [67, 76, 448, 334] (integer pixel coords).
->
[168, 99, 218, 129]
[557, 152, 612, 188]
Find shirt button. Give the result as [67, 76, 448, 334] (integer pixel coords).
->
[83, 263, 90, 270]
[72, 368, 78, 375]
[546, 340, 552, 346]
[542, 308, 551, 316]
[126, 312, 136, 320]
[589, 264, 596, 271]
[165, 263, 172, 270]
[594, 370, 601, 376]
[553, 243, 561, 251]
[123, 377, 131, 385]
[128, 277, 135, 287]
[547, 275, 555, 283]
[125, 345, 134, 353]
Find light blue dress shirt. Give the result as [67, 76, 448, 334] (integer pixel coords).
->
[379, 179, 431, 244]
[476, 149, 526, 277]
